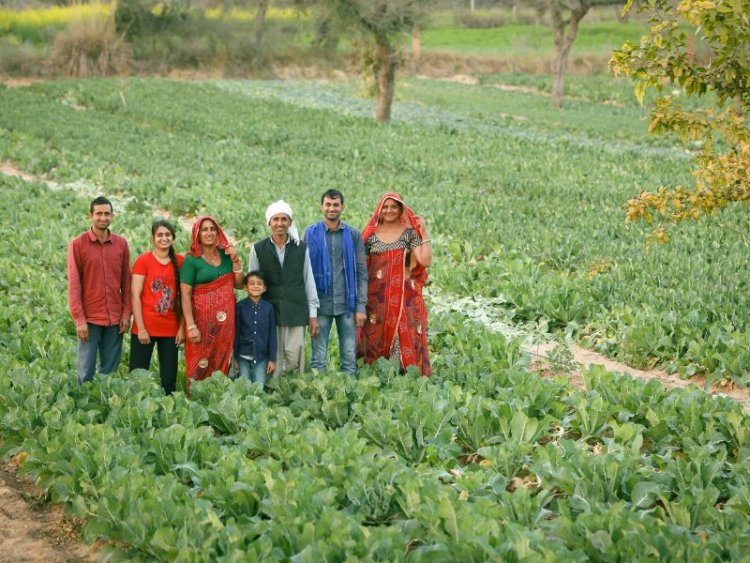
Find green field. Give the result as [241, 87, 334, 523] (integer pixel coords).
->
[1, 78, 750, 559]
[420, 21, 643, 57]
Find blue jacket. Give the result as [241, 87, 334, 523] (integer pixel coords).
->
[234, 298, 277, 364]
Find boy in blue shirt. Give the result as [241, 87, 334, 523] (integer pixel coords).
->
[234, 271, 277, 385]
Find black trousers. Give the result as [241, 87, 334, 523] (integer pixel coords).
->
[129, 333, 179, 395]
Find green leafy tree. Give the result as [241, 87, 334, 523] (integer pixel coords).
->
[611, 0, 750, 242]
[312, 0, 432, 122]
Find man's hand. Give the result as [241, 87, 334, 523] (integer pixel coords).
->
[309, 317, 320, 337]
[355, 312, 367, 328]
[119, 318, 130, 334]
[267, 361, 276, 374]
[76, 323, 89, 342]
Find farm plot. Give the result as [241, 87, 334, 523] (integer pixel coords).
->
[1, 78, 750, 559]
[1, 78, 749, 383]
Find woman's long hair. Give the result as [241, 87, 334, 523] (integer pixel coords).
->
[152, 219, 182, 320]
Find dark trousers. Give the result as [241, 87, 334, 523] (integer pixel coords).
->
[129, 333, 179, 395]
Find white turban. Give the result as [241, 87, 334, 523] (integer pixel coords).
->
[265, 200, 300, 245]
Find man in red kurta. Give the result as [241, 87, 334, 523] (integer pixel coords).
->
[67, 196, 131, 383]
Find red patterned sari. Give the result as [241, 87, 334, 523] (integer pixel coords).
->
[360, 193, 431, 376]
[185, 272, 235, 384]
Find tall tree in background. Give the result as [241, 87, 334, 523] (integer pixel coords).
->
[254, 0, 269, 49]
[314, 0, 431, 122]
[611, 0, 750, 242]
[548, 0, 623, 108]
[549, 0, 590, 108]
[522, 0, 621, 108]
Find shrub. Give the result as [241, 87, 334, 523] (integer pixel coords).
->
[49, 5, 131, 77]
[0, 37, 45, 76]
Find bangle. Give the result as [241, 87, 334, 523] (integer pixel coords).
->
[187, 324, 197, 331]
[419, 239, 432, 245]
[233, 268, 243, 274]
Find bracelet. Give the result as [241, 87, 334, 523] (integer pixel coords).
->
[419, 239, 432, 245]
[233, 268, 243, 274]
[187, 324, 197, 331]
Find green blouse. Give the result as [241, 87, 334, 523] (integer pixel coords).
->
[180, 251, 233, 286]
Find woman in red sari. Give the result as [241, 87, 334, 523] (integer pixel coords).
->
[360, 192, 433, 376]
[180, 217, 244, 390]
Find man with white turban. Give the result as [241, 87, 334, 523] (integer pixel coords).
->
[248, 200, 319, 376]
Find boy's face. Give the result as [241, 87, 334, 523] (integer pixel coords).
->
[245, 276, 266, 299]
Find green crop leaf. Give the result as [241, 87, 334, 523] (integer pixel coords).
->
[630, 481, 663, 509]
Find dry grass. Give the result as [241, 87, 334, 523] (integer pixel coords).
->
[49, 3, 131, 77]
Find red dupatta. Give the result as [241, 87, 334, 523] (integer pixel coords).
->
[360, 193, 431, 376]
[190, 216, 229, 257]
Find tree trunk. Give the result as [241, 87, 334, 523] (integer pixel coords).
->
[551, 45, 568, 109]
[254, 0, 268, 49]
[373, 34, 396, 123]
[412, 24, 421, 62]
[549, 0, 589, 109]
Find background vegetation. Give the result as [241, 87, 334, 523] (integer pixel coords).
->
[0, 1, 645, 77]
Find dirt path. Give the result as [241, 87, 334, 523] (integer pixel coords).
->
[0, 459, 100, 563]
[529, 342, 750, 414]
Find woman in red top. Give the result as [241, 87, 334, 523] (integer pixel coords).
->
[130, 219, 185, 394]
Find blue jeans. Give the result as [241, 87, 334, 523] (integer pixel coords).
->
[77, 323, 123, 384]
[237, 356, 268, 386]
[310, 313, 357, 375]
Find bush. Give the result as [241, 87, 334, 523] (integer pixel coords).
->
[114, 0, 187, 39]
[49, 7, 131, 77]
[0, 37, 45, 76]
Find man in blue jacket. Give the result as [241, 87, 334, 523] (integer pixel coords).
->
[304, 189, 367, 375]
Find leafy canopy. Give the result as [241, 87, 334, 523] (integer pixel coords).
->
[611, 0, 750, 242]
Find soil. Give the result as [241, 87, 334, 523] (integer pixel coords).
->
[0, 458, 100, 562]
[529, 342, 750, 414]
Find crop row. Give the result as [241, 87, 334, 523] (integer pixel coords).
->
[1, 177, 749, 559]
[5, 361, 748, 561]
[2, 78, 748, 384]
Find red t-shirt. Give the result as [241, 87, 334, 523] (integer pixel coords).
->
[131, 252, 185, 337]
